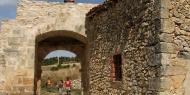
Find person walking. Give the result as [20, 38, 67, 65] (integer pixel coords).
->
[46, 77, 52, 88]
[57, 80, 64, 95]
[64, 77, 72, 95]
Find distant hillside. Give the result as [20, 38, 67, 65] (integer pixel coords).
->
[42, 57, 80, 66]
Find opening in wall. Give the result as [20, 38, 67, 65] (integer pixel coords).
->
[111, 54, 122, 81]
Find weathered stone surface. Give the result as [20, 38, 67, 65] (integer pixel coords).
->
[161, 8, 170, 19]
[86, 0, 161, 94]
[157, 42, 177, 54]
[159, 33, 174, 43]
[162, 66, 187, 76]
[184, 60, 190, 95]
[0, 0, 189, 94]
[0, 92, 7, 95]
[0, 0, 96, 94]
[160, 0, 190, 95]
[0, 55, 5, 66]
[177, 51, 190, 59]
[161, 19, 175, 33]
[86, 0, 190, 95]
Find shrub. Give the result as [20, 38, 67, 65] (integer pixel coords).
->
[50, 67, 59, 71]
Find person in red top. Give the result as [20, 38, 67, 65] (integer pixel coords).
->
[64, 77, 72, 95]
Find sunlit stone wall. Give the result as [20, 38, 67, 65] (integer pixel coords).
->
[0, 0, 96, 94]
[86, 0, 190, 95]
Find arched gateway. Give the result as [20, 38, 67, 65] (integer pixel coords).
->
[0, 0, 96, 94]
[35, 30, 89, 95]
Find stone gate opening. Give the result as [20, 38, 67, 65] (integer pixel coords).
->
[34, 30, 89, 95]
[41, 50, 82, 94]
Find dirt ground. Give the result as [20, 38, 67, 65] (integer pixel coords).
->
[41, 87, 82, 95]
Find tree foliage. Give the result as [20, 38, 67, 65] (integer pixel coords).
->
[42, 56, 80, 66]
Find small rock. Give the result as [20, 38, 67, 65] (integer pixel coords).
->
[177, 50, 190, 59]
[173, 11, 181, 18]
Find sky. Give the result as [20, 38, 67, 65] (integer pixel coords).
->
[0, 0, 103, 58]
[0, 0, 17, 19]
[45, 50, 76, 59]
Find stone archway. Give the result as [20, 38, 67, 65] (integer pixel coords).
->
[34, 30, 89, 95]
[0, 1, 96, 94]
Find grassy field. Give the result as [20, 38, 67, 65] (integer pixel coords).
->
[41, 63, 82, 95]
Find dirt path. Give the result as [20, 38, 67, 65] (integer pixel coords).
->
[41, 89, 81, 95]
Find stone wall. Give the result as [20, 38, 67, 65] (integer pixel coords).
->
[160, 0, 190, 95]
[0, 0, 189, 94]
[0, 0, 95, 94]
[86, 0, 190, 95]
[86, 0, 161, 94]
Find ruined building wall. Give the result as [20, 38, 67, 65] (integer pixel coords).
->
[86, 0, 161, 94]
[0, 0, 95, 94]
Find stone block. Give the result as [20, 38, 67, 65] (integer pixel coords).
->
[161, 65, 187, 76]
[160, 53, 171, 66]
[8, 37, 23, 46]
[0, 55, 5, 66]
[161, 19, 175, 33]
[173, 10, 181, 18]
[156, 42, 178, 54]
[3, 48, 19, 57]
[12, 28, 25, 38]
[159, 91, 172, 95]
[180, 24, 190, 32]
[148, 78, 160, 91]
[170, 58, 187, 67]
[23, 86, 33, 92]
[161, 8, 169, 19]
[170, 75, 185, 89]
[0, 92, 8, 95]
[17, 77, 23, 84]
[184, 71, 190, 95]
[172, 17, 183, 25]
[148, 53, 162, 66]
[23, 78, 33, 85]
[159, 33, 174, 43]
[177, 51, 190, 59]
[160, 0, 172, 9]
[16, 71, 27, 76]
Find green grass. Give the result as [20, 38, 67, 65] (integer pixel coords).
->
[50, 64, 71, 71]
[41, 87, 82, 95]
[41, 87, 58, 93]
